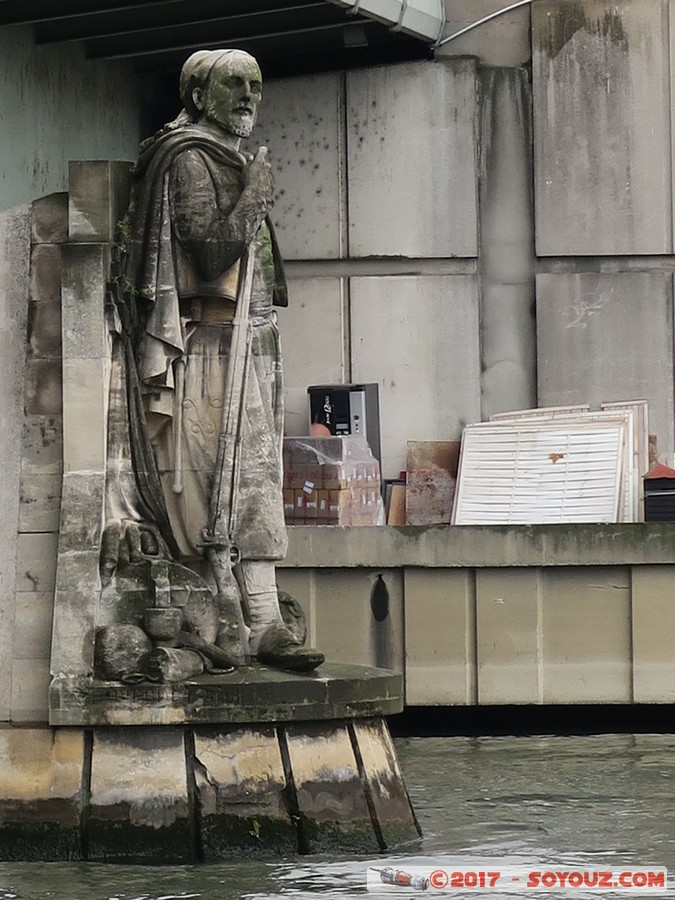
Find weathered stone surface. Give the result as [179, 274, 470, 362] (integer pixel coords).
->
[351, 718, 420, 848]
[68, 160, 133, 243]
[61, 242, 109, 360]
[23, 358, 62, 416]
[0, 718, 416, 860]
[350, 275, 481, 479]
[49, 663, 403, 726]
[88, 728, 191, 862]
[346, 59, 478, 258]
[29, 244, 62, 307]
[19, 473, 62, 532]
[284, 721, 378, 853]
[10, 657, 51, 722]
[193, 727, 296, 858]
[404, 568, 476, 705]
[277, 276, 345, 435]
[28, 244, 62, 359]
[31, 193, 68, 244]
[536, 273, 675, 457]
[533, 0, 672, 255]
[13, 592, 54, 660]
[15, 532, 58, 594]
[0, 205, 31, 722]
[252, 72, 345, 260]
[21, 416, 63, 475]
[50, 549, 101, 677]
[61, 357, 109, 472]
[57, 473, 104, 553]
[0, 727, 83, 859]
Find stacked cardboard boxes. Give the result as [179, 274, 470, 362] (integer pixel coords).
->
[283, 436, 384, 525]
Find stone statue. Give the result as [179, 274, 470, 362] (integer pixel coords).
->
[99, 48, 323, 680]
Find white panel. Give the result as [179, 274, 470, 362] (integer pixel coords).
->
[453, 420, 628, 524]
[350, 275, 480, 480]
[346, 59, 478, 258]
[251, 72, 344, 260]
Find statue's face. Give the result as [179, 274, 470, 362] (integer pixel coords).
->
[197, 53, 263, 139]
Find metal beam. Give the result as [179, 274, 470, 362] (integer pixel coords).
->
[0, 0, 182, 26]
[85, 6, 353, 58]
[35, 0, 322, 43]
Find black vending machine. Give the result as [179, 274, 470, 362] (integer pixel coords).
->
[307, 383, 381, 467]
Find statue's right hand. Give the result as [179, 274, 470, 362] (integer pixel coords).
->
[243, 146, 275, 211]
[100, 520, 167, 582]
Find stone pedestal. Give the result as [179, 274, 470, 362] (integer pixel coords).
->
[1, 664, 420, 861]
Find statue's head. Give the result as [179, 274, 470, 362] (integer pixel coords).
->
[179, 49, 263, 139]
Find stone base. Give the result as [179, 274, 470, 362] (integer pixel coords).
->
[49, 662, 404, 726]
[0, 716, 420, 862]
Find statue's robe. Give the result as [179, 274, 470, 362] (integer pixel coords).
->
[120, 124, 288, 562]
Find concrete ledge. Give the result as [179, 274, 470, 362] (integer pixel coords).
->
[282, 523, 675, 568]
[49, 663, 403, 726]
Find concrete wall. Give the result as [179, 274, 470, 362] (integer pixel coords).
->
[278, 524, 675, 706]
[0, 26, 141, 213]
[255, 57, 536, 478]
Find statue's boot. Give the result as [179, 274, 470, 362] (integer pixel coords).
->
[242, 560, 324, 672]
[256, 624, 324, 673]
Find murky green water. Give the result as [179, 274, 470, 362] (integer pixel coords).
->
[2, 733, 675, 898]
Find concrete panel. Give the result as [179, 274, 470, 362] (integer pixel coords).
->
[476, 568, 540, 704]
[278, 276, 345, 436]
[540, 567, 632, 703]
[537, 273, 674, 456]
[533, 0, 672, 255]
[0, 27, 139, 213]
[351, 275, 481, 479]
[478, 68, 536, 418]
[11, 657, 50, 722]
[312, 569, 404, 671]
[0, 728, 83, 858]
[13, 593, 54, 660]
[31, 193, 68, 244]
[21, 416, 63, 475]
[0, 205, 30, 721]
[15, 533, 58, 594]
[68, 161, 132, 244]
[62, 357, 109, 472]
[284, 721, 378, 853]
[632, 566, 675, 702]
[404, 569, 476, 705]
[275, 568, 316, 647]
[61, 243, 109, 359]
[193, 727, 295, 859]
[89, 728, 191, 862]
[19, 473, 62, 533]
[251, 72, 345, 260]
[438, 0, 532, 67]
[346, 59, 478, 258]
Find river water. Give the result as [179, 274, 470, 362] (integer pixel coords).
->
[1, 733, 674, 898]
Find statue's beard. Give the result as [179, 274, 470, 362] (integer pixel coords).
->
[206, 107, 255, 139]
